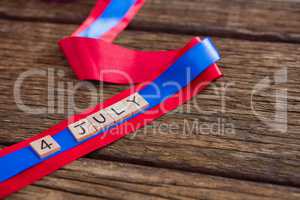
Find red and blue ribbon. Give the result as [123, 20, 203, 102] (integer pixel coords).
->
[0, 0, 222, 197]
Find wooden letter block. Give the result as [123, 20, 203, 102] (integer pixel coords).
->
[68, 119, 97, 142]
[106, 93, 149, 122]
[125, 92, 149, 111]
[87, 109, 115, 131]
[30, 135, 61, 159]
[106, 101, 129, 122]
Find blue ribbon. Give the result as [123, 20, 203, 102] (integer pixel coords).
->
[79, 0, 137, 38]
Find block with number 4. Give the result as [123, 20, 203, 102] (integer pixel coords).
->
[30, 135, 61, 159]
[68, 119, 97, 142]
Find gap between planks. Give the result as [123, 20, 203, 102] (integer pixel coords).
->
[0, 0, 299, 43]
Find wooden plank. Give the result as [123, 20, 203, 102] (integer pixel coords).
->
[0, 0, 299, 42]
[0, 19, 300, 187]
[8, 158, 300, 200]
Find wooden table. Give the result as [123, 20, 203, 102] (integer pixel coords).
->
[0, 0, 300, 199]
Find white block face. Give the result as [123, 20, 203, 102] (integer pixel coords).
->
[30, 135, 61, 159]
[106, 93, 149, 122]
[106, 100, 129, 122]
[68, 119, 97, 142]
[87, 110, 115, 131]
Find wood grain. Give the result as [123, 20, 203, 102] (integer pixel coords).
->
[0, 0, 299, 42]
[8, 158, 300, 200]
[0, 19, 299, 190]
